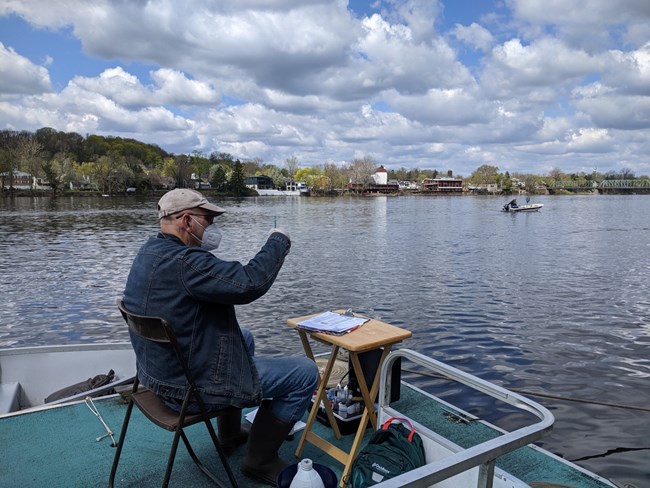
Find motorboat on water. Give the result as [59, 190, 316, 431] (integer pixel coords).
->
[0, 342, 621, 487]
[502, 198, 543, 212]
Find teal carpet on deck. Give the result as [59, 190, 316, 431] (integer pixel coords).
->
[391, 386, 614, 488]
[1, 384, 613, 488]
[1, 396, 359, 487]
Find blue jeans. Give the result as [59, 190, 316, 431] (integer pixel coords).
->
[242, 328, 319, 424]
[164, 328, 318, 424]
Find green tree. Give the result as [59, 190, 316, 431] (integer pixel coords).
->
[209, 152, 235, 171]
[89, 154, 133, 193]
[294, 166, 324, 189]
[321, 161, 352, 190]
[469, 164, 500, 185]
[210, 165, 228, 191]
[190, 151, 211, 180]
[260, 165, 285, 188]
[41, 158, 62, 194]
[228, 160, 247, 196]
[168, 155, 192, 188]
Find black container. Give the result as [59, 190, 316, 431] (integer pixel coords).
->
[347, 348, 401, 402]
[311, 400, 368, 436]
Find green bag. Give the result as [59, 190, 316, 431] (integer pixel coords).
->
[347, 417, 426, 487]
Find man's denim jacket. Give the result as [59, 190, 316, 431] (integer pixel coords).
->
[122, 231, 291, 408]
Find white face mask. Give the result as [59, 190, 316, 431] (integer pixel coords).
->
[189, 217, 222, 251]
[201, 223, 222, 251]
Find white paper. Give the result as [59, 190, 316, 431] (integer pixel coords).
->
[245, 407, 306, 435]
[296, 311, 368, 334]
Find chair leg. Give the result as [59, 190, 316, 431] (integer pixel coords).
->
[108, 398, 136, 488]
[162, 429, 184, 488]
[178, 421, 238, 488]
[202, 418, 239, 488]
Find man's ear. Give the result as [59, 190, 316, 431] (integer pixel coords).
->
[179, 213, 192, 228]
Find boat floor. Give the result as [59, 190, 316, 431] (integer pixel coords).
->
[1, 384, 614, 487]
[2, 395, 354, 487]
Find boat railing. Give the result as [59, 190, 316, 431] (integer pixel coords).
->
[376, 348, 555, 488]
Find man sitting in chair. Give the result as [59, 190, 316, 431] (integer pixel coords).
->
[122, 188, 319, 486]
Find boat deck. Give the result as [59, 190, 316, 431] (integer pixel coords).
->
[1, 383, 616, 487]
[392, 386, 614, 487]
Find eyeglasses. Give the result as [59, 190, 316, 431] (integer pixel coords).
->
[177, 213, 214, 225]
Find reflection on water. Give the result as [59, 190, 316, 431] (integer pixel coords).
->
[1, 193, 649, 486]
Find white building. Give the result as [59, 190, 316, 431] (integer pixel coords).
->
[372, 165, 388, 185]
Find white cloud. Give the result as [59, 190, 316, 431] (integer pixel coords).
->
[0, 42, 51, 95]
[508, 0, 650, 28]
[356, 13, 472, 94]
[566, 127, 612, 152]
[65, 67, 221, 110]
[574, 88, 650, 130]
[482, 38, 599, 98]
[602, 43, 650, 96]
[384, 87, 489, 126]
[452, 23, 494, 52]
[506, 0, 650, 51]
[70, 68, 149, 108]
[150, 69, 220, 106]
[0, 0, 649, 176]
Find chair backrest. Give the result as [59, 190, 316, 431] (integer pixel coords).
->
[117, 299, 172, 343]
[117, 299, 196, 390]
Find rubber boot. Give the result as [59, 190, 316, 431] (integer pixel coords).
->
[240, 403, 294, 486]
[217, 408, 250, 455]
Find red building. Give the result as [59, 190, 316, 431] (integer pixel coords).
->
[422, 170, 463, 193]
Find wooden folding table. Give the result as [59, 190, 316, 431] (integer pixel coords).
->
[287, 311, 412, 486]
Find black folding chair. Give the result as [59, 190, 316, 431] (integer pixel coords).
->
[109, 300, 239, 488]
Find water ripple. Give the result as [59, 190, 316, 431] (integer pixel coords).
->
[1, 194, 649, 486]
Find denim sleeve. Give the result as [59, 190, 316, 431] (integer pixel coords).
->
[180, 232, 291, 305]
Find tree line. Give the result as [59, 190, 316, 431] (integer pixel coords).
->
[0, 128, 645, 195]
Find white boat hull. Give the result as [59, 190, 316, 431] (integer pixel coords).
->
[0, 342, 136, 416]
[255, 189, 302, 196]
[503, 203, 543, 212]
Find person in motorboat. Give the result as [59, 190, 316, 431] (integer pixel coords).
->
[122, 188, 319, 486]
[503, 198, 517, 211]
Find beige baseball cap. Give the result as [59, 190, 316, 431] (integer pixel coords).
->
[157, 188, 225, 219]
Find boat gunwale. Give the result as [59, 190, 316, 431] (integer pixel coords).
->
[375, 349, 554, 487]
[374, 349, 618, 488]
[0, 342, 134, 357]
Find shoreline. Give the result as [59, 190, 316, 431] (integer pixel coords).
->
[2, 188, 648, 198]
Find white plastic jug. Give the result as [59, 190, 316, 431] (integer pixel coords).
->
[289, 459, 325, 488]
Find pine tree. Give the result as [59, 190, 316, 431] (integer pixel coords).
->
[210, 165, 227, 192]
[228, 160, 247, 196]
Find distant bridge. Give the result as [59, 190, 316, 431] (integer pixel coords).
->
[547, 179, 650, 191]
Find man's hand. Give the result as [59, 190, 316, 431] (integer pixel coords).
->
[268, 228, 290, 240]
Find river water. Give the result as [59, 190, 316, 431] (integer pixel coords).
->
[1, 193, 648, 486]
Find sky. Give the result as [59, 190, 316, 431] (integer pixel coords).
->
[1, 0, 649, 177]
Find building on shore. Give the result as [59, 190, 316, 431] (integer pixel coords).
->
[421, 171, 463, 193]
